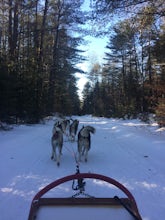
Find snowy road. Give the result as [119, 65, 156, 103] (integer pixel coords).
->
[0, 116, 165, 219]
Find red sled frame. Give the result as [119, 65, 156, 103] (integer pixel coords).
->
[28, 173, 142, 220]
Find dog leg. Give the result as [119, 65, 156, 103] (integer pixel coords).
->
[51, 152, 54, 160]
[78, 147, 82, 162]
[84, 149, 88, 162]
[57, 144, 63, 166]
[56, 154, 60, 166]
[54, 148, 57, 162]
[56, 148, 61, 166]
[51, 139, 53, 160]
[78, 153, 82, 162]
[70, 134, 75, 142]
[82, 146, 85, 156]
[78, 142, 82, 162]
[51, 144, 55, 160]
[51, 143, 57, 162]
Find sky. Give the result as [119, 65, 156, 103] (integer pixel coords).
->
[75, 0, 109, 97]
[76, 0, 132, 97]
[76, 35, 108, 98]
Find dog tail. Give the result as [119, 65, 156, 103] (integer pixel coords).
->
[87, 126, 96, 134]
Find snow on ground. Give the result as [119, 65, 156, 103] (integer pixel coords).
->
[0, 115, 165, 220]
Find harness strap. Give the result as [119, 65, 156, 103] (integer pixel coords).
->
[71, 165, 94, 198]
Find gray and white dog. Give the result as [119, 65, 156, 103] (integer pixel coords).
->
[69, 119, 79, 141]
[53, 118, 70, 136]
[51, 123, 63, 166]
[77, 125, 96, 162]
[61, 119, 70, 137]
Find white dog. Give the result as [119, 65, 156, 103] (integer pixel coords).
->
[69, 119, 79, 141]
[51, 125, 63, 166]
[77, 126, 96, 162]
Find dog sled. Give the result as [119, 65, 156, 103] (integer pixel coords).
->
[28, 170, 142, 220]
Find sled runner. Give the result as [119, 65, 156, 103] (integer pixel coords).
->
[28, 172, 142, 220]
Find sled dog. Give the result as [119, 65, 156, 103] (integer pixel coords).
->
[53, 118, 70, 136]
[77, 125, 96, 162]
[69, 119, 79, 141]
[51, 124, 63, 166]
[61, 119, 70, 136]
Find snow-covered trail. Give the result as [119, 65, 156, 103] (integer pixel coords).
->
[96, 118, 165, 220]
[0, 116, 165, 220]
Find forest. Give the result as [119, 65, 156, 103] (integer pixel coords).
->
[0, 0, 165, 126]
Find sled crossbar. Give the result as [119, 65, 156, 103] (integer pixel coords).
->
[33, 197, 131, 206]
[29, 198, 135, 220]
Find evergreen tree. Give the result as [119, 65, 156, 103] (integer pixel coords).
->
[0, 0, 86, 123]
